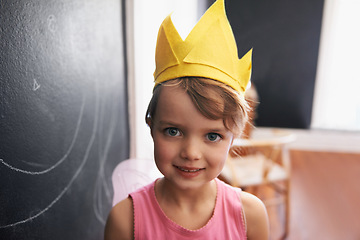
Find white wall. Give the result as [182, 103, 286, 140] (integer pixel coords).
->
[312, 0, 360, 131]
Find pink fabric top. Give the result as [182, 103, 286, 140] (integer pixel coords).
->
[129, 178, 247, 239]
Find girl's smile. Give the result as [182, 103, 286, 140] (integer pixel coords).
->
[173, 165, 206, 178]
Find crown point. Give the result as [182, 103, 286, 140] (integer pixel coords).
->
[154, 22, 180, 79]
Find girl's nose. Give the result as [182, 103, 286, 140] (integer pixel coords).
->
[180, 138, 202, 161]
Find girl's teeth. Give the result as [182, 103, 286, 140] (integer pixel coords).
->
[177, 166, 202, 172]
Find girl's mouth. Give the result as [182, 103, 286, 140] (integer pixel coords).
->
[174, 165, 205, 172]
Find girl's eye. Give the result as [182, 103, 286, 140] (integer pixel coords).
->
[165, 127, 180, 137]
[207, 133, 221, 142]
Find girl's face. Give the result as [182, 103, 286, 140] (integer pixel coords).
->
[150, 85, 234, 190]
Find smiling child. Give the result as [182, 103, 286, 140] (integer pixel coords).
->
[105, 0, 269, 239]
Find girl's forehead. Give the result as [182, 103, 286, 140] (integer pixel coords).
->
[157, 85, 190, 107]
[158, 84, 225, 115]
[156, 85, 225, 126]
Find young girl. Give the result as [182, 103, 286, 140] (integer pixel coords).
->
[105, 0, 269, 239]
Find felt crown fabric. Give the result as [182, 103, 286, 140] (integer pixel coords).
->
[153, 0, 252, 94]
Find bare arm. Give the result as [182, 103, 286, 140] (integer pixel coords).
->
[241, 191, 270, 240]
[104, 197, 134, 240]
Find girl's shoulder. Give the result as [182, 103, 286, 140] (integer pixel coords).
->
[241, 191, 269, 240]
[104, 197, 134, 240]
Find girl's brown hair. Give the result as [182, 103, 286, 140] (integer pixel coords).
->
[146, 77, 250, 137]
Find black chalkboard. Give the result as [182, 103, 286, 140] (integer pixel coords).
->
[0, 0, 129, 239]
[223, 0, 324, 128]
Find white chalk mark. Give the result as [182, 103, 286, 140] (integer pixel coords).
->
[33, 79, 40, 91]
[0, 84, 100, 229]
[20, 161, 49, 168]
[47, 15, 57, 33]
[0, 95, 86, 175]
[93, 94, 119, 224]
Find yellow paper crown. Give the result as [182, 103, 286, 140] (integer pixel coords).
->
[154, 0, 252, 94]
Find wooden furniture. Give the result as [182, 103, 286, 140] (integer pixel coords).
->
[219, 129, 295, 240]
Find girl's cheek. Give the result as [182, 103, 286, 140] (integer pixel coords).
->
[155, 139, 174, 158]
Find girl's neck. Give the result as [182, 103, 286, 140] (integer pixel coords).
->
[155, 178, 217, 209]
[154, 178, 218, 230]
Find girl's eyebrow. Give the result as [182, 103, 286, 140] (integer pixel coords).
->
[157, 120, 229, 133]
[158, 120, 181, 127]
[208, 128, 226, 132]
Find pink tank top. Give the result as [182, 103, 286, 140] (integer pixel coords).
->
[130, 178, 247, 239]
